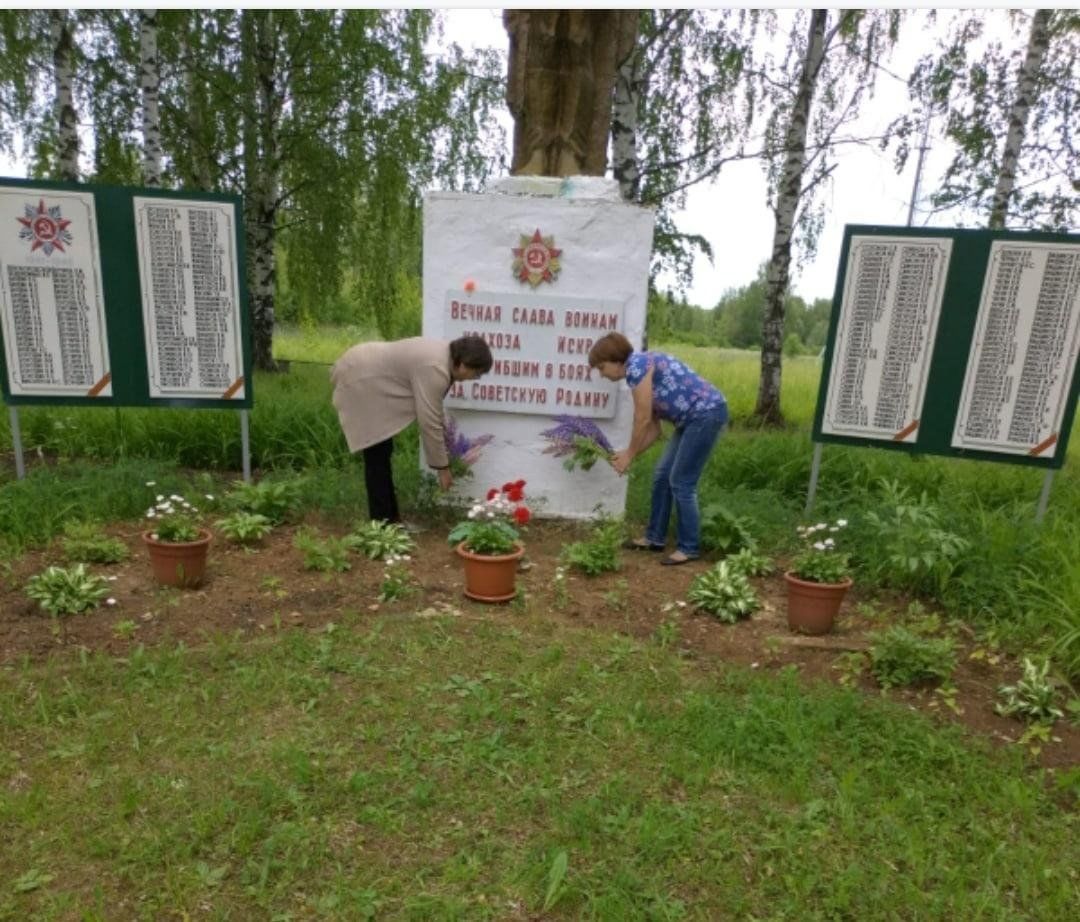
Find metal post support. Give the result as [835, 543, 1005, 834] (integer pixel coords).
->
[9, 406, 25, 480]
[240, 409, 252, 483]
[1035, 469, 1054, 523]
[805, 441, 823, 514]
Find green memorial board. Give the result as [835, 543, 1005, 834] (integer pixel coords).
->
[813, 225, 1080, 470]
[0, 177, 250, 410]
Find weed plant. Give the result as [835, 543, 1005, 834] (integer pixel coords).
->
[868, 626, 958, 689]
[60, 521, 129, 564]
[293, 529, 352, 572]
[561, 521, 623, 576]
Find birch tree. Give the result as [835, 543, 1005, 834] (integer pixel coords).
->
[893, 9, 1077, 229]
[139, 8, 162, 187]
[752, 9, 900, 425]
[50, 10, 79, 180]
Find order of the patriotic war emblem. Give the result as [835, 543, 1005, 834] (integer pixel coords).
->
[512, 229, 561, 287]
[17, 199, 73, 255]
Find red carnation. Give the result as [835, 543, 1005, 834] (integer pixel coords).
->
[506, 487, 524, 502]
[501, 482, 514, 493]
[486, 488, 499, 500]
[513, 506, 531, 525]
[514, 479, 526, 489]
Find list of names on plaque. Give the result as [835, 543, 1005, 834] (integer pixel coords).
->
[0, 188, 111, 397]
[135, 197, 244, 399]
[953, 242, 1080, 457]
[442, 289, 624, 418]
[822, 235, 951, 442]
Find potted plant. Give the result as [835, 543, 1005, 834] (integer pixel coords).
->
[447, 480, 531, 602]
[142, 491, 213, 588]
[784, 519, 852, 635]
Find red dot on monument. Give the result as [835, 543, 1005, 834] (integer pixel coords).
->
[464, 279, 476, 293]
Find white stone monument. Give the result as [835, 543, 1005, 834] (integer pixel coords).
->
[422, 176, 655, 518]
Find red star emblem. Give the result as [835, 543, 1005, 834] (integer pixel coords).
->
[17, 199, 73, 255]
[511, 229, 562, 287]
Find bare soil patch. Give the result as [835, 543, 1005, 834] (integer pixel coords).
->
[2, 516, 1077, 773]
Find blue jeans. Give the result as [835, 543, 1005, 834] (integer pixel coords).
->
[645, 408, 727, 556]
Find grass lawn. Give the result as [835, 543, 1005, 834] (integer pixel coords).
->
[2, 613, 1076, 919]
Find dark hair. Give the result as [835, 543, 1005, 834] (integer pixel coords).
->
[450, 335, 493, 373]
[588, 332, 634, 367]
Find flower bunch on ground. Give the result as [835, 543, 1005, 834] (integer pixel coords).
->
[448, 480, 531, 556]
[145, 491, 209, 543]
[790, 518, 851, 584]
[539, 415, 614, 471]
[445, 415, 494, 477]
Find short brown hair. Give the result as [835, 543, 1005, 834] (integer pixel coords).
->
[588, 332, 634, 367]
[450, 335, 493, 373]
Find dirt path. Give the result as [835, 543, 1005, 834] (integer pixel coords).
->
[2, 517, 1077, 774]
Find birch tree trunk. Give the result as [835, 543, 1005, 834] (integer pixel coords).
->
[139, 8, 162, 187]
[755, 9, 827, 425]
[50, 9, 79, 181]
[243, 10, 283, 372]
[611, 15, 641, 201]
[988, 9, 1051, 229]
[180, 11, 213, 191]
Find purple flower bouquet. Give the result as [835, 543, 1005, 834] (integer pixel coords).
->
[445, 416, 494, 477]
[539, 415, 615, 472]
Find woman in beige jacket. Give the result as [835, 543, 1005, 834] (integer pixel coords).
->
[330, 335, 493, 523]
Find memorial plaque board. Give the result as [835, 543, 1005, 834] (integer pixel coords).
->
[442, 289, 624, 418]
[952, 242, 1080, 458]
[821, 235, 950, 442]
[0, 177, 250, 411]
[0, 187, 111, 397]
[814, 225, 1080, 469]
[134, 197, 245, 400]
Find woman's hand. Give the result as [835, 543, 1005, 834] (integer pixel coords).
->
[611, 449, 633, 475]
[438, 468, 453, 490]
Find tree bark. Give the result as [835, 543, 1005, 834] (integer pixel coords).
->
[504, 9, 637, 177]
[242, 10, 283, 372]
[139, 8, 162, 187]
[755, 9, 828, 426]
[50, 10, 79, 182]
[988, 9, 1051, 229]
[611, 14, 642, 201]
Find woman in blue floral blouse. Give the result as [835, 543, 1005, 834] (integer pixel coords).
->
[589, 332, 728, 565]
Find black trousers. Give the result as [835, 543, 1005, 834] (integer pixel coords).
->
[361, 438, 400, 523]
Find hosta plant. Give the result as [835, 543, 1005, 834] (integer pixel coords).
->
[996, 657, 1064, 724]
[687, 561, 759, 624]
[346, 520, 415, 560]
[725, 547, 773, 578]
[215, 511, 273, 546]
[225, 478, 301, 525]
[61, 521, 129, 564]
[26, 564, 109, 617]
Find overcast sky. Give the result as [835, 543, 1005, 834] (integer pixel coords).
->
[439, 6, 1030, 307]
[0, 5, 1041, 310]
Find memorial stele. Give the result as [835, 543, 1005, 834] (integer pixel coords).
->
[422, 176, 654, 519]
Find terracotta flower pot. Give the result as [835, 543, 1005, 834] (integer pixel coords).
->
[783, 571, 853, 635]
[456, 541, 525, 602]
[143, 529, 212, 588]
